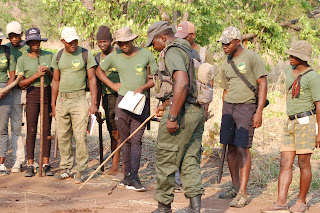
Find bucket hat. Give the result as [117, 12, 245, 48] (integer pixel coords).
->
[218, 26, 241, 44]
[112, 27, 138, 46]
[0, 28, 5, 39]
[145, 21, 172, 47]
[285, 40, 312, 62]
[175, 21, 195, 38]
[61, 27, 80, 43]
[25, 28, 48, 43]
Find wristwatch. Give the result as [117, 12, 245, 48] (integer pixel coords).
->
[168, 114, 178, 122]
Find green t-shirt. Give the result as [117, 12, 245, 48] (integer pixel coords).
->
[5, 42, 29, 64]
[0, 45, 16, 83]
[286, 67, 320, 116]
[51, 47, 97, 92]
[220, 48, 267, 104]
[17, 50, 53, 87]
[164, 38, 197, 102]
[100, 47, 158, 97]
[95, 52, 120, 95]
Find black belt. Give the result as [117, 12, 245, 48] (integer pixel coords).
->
[289, 109, 316, 120]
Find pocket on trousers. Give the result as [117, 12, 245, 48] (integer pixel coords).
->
[156, 142, 179, 168]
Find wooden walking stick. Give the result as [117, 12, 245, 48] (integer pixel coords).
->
[217, 144, 227, 184]
[98, 114, 105, 172]
[38, 74, 44, 177]
[0, 72, 23, 95]
[79, 113, 156, 189]
[53, 122, 58, 158]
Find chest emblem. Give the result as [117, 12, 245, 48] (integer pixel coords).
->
[238, 62, 246, 73]
[135, 64, 143, 75]
[0, 56, 7, 64]
[72, 59, 81, 68]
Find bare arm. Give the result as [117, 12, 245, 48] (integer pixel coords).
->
[134, 78, 154, 94]
[51, 68, 60, 118]
[95, 65, 120, 92]
[222, 89, 227, 102]
[315, 101, 320, 148]
[167, 70, 189, 133]
[252, 75, 267, 128]
[87, 66, 98, 116]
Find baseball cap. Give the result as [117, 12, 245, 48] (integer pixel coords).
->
[112, 27, 138, 46]
[218, 26, 241, 44]
[6, 21, 22, 36]
[25, 28, 48, 43]
[175, 21, 195, 38]
[145, 21, 173, 47]
[285, 40, 312, 62]
[0, 28, 5, 39]
[61, 27, 80, 43]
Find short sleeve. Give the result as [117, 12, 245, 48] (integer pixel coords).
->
[87, 51, 97, 69]
[148, 52, 158, 75]
[100, 53, 113, 72]
[165, 48, 188, 75]
[51, 52, 58, 70]
[220, 68, 228, 90]
[16, 57, 24, 77]
[251, 53, 267, 80]
[309, 76, 320, 102]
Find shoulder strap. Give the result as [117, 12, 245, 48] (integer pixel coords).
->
[82, 48, 88, 69]
[56, 49, 64, 68]
[228, 57, 258, 95]
[199, 46, 206, 63]
[287, 69, 314, 94]
[95, 52, 101, 65]
[3, 46, 10, 68]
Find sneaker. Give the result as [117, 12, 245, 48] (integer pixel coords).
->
[43, 165, 54, 176]
[0, 164, 9, 176]
[219, 186, 239, 199]
[24, 165, 35, 177]
[288, 202, 308, 213]
[73, 172, 83, 184]
[11, 162, 23, 173]
[52, 169, 73, 181]
[260, 203, 289, 213]
[229, 191, 248, 208]
[126, 176, 146, 192]
[119, 173, 131, 186]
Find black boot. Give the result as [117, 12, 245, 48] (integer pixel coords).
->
[190, 196, 201, 213]
[152, 202, 172, 213]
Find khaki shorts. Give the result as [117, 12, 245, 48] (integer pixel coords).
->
[281, 114, 317, 154]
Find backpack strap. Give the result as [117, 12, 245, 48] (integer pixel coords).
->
[199, 46, 206, 63]
[56, 48, 64, 69]
[95, 52, 101, 65]
[287, 69, 314, 96]
[3, 45, 10, 68]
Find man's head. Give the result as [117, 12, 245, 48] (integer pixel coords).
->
[175, 21, 196, 44]
[96, 25, 113, 52]
[7, 21, 23, 47]
[285, 40, 312, 66]
[61, 27, 80, 53]
[145, 21, 174, 52]
[218, 26, 241, 55]
[112, 27, 138, 54]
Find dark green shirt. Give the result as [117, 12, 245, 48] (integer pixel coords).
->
[17, 50, 53, 87]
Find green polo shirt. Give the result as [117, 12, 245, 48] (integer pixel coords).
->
[95, 52, 119, 95]
[286, 67, 320, 116]
[0, 45, 16, 83]
[100, 47, 158, 97]
[51, 47, 97, 92]
[220, 48, 267, 104]
[17, 50, 53, 87]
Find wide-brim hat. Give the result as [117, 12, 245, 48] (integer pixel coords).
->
[112, 27, 138, 46]
[145, 21, 172, 47]
[25, 28, 48, 43]
[285, 40, 312, 62]
[0, 28, 5, 39]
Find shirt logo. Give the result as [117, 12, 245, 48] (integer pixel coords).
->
[0, 56, 7, 64]
[238, 62, 246, 73]
[72, 59, 81, 69]
[135, 64, 143, 75]
[110, 67, 117, 72]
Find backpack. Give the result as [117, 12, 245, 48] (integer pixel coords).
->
[153, 43, 213, 105]
[56, 47, 90, 91]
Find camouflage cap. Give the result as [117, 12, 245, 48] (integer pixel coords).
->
[285, 40, 312, 62]
[145, 21, 173, 47]
[218, 26, 241, 44]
